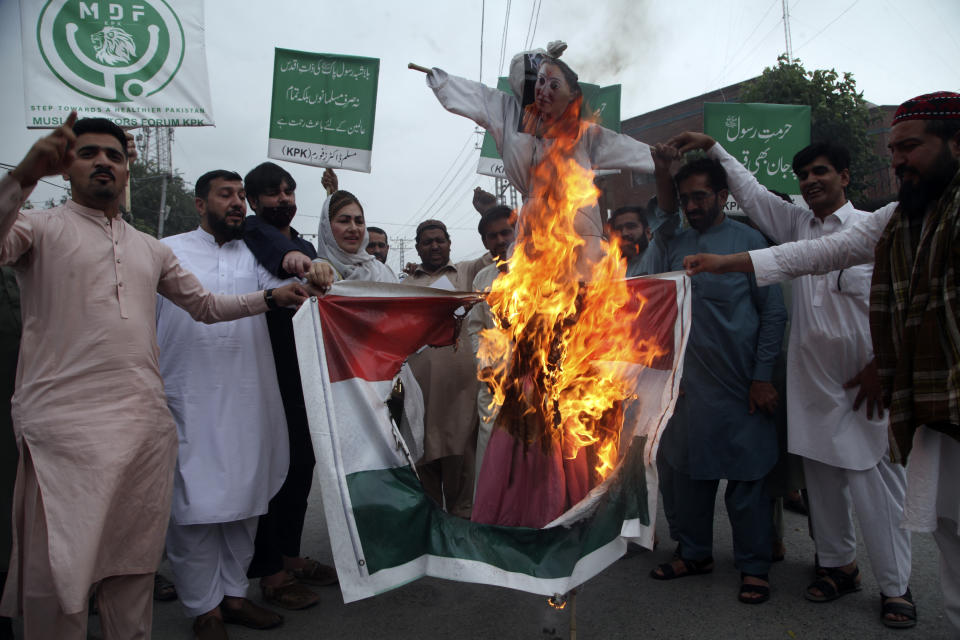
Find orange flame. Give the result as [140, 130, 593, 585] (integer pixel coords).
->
[478, 111, 666, 484]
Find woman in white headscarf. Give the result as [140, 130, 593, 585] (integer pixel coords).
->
[308, 190, 396, 286]
[307, 189, 425, 462]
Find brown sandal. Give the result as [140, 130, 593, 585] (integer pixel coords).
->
[260, 578, 320, 611]
[220, 598, 284, 629]
[288, 558, 339, 586]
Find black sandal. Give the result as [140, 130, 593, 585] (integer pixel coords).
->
[881, 588, 917, 629]
[805, 565, 861, 602]
[739, 573, 770, 604]
[649, 556, 714, 580]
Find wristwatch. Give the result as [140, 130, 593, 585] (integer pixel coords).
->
[264, 288, 279, 310]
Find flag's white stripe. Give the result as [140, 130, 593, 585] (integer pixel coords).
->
[296, 303, 369, 576]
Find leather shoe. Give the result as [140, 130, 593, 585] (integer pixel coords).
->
[261, 578, 320, 610]
[193, 615, 228, 640]
[220, 598, 284, 629]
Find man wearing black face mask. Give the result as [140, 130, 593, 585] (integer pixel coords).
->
[240, 163, 335, 612]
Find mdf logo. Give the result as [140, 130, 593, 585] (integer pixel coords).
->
[37, 0, 185, 102]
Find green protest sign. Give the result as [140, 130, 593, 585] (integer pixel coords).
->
[703, 103, 811, 194]
[268, 48, 379, 172]
[477, 79, 621, 177]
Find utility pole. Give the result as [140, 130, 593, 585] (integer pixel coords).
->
[136, 126, 175, 238]
[782, 0, 794, 61]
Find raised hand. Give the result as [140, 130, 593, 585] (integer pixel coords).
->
[10, 111, 79, 189]
[321, 168, 339, 195]
[667, 131, 716, 155]
[472, 186, 497, 214]
[651, 142, 679, 169]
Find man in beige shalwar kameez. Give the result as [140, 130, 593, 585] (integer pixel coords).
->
[402, 219, 491, 517]
[0, 114, 307, 639]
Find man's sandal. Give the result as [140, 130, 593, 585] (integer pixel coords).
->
[220, 598, 284, 629]
[739, 573, 770, 605]
[260, 578, 320, 611]
[805, 566, 861, 602]
[153, 573, 177, 602]
[881, 589, 917, 629]
[649, 556, 714, 580]
[288, 558, 339, 587]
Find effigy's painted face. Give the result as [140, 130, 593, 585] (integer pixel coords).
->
[534, 62, 574, 122]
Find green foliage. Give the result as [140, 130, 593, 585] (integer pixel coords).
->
[741, 54, 886, 204]
[128, 161, 199, 238]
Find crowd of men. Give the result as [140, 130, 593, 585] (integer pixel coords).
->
[0, 88, 956, 639]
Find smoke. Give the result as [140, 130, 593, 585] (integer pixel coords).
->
[540, 0, 657, 87]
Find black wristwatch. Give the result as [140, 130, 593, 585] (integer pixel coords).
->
[264, 288, 279, 310]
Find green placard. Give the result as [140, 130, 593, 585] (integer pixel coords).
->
[478, 78, 622, 177]
[267, 48, 379, 172]
[703, 103, 811, 194]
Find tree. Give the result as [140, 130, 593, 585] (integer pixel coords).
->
[127, 161, 199, 237]
[741, 55, 886, 205]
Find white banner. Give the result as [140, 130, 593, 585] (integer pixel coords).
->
[19, 0, 214, 128]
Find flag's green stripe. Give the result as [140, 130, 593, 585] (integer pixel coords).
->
[347, 437, 649, 577]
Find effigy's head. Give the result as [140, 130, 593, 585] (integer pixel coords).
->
[534, 58, 581, 123]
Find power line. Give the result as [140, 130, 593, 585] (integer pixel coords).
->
[479, 0, 485, 82]
[401, 132, 474, 228]
[0, 162, 70, 190]
[522, 0, 538, 49]
[498, 0, 513, 75]
[706, 0, 779, 91]
[794, 0, 860, 51]
[527, 0, 543, 49]
[417, 147, 480, 222]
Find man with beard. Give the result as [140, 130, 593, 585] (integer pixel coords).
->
[240, 162, 336, 612]
[158, 170, 298, 639]
[402, 219, 492, 517]
[683, 91, 960, 631]
[466, 205, 517, 477]
[670, 134, 914, 626]
[646, 158, 787, 606]
[608, 205, 652, 276]
[0, 115, 307, 640]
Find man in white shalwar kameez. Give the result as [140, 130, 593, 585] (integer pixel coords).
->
[158, 170, 294, 638]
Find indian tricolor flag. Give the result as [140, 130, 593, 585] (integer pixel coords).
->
[294, 276, 691, 603]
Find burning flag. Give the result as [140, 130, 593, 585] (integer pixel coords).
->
[294, 274, 690, 602]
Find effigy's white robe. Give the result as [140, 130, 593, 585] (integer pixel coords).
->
[427, 69, 655, 270]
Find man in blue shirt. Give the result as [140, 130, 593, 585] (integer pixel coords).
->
[647, 158, 787, 605]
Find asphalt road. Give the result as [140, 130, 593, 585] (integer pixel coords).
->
[116, 481, 955, 640]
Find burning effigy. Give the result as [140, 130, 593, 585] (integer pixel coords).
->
[289, 47, 692, 605]
[418, 43, 668, 527]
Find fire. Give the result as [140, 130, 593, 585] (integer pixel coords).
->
[478, 111, 666, 495]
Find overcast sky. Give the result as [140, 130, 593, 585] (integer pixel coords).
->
[1, 0, 958, 270]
